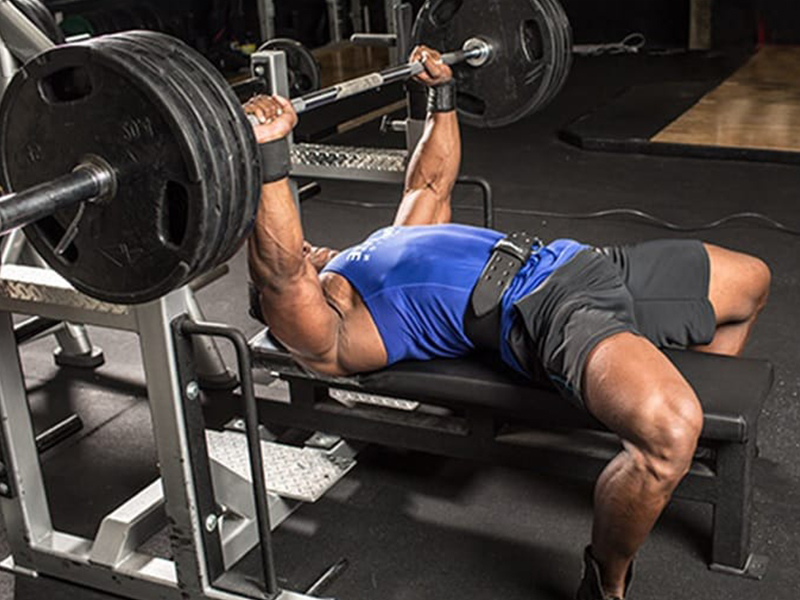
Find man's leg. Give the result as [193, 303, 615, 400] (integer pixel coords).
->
[582, 332, 704, 598]
[693, 244, 771, 357]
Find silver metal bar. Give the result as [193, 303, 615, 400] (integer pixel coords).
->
[326, 0, 343, 42]
[293, 46, 476, 113]
[0, 0, 54, 62]
[185, 291, 236, 389]
[0, 265, 136, 330]
[249, 40, 489, 125]
[2, 231, 105, 368]
[252, 49, 291, 99]
[255, 0, 276, 41]
[90, 480, 167, 569]
[350, 0, 364, 33]
[0, 227, 25, 264]
[3, 544, 325, 600]
[255, 50, 302, 210]
[0, 34, 15, 98]
[211, 459, 301, 569]
[0, 310, 53, 568]
[0, 164, 114, 235]
[136, 288, 212, 597]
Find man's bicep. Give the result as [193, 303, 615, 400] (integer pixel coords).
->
[258, 265, 341, 365]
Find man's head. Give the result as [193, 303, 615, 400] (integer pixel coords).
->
[304, 241, 339, 273]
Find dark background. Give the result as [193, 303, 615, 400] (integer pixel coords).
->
[39, 0, 800, 55]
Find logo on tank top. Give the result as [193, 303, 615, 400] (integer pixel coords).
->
[345, 227, 401, 263]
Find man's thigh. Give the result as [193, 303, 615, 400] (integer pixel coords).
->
[582, 331, 703, 448]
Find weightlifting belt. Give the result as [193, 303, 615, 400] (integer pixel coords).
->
[464, 231, 542, 351]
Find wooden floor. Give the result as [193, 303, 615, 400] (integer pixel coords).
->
[312, 42, 390, 88]
[653, 46, 800, 152]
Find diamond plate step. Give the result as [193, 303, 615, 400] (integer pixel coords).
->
[291, 143, 408, 183]
[205, 431, 355, 502]
[330, 388, 419, 411]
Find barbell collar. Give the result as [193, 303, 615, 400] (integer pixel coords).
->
[0, 161, 115, 235]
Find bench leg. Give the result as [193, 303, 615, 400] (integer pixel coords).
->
[709, 440, 768, 579]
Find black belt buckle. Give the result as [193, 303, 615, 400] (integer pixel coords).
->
[493, 233, 541, 264]
[470, 231, 539, 321]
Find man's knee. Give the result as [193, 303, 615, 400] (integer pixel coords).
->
[629, 391, 703, 489]
[707, 244, 772, 320]
[748, 256, 771, 314]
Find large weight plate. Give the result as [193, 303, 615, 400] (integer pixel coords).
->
[134, 31, 260, 265]
[0, 35, 217, 304]
[259, 38, 322, 98]
[538, 0, 572, 110]
[103, 34, 231, 277]
[412, 0, 568, 128]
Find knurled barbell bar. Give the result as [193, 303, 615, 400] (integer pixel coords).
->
[248, 37, 491, 122]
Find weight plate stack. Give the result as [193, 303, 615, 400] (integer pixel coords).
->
[133, 31, 261, 265]
[537, 0, 572, 111]
[107, 33, 232, 278]
[0, 31, 259, 304]
[412, 0, 569, 128]
[258, 38, 322, 98]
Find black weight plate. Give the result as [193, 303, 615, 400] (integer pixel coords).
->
[164, 33, 261, 261]
[259, 38, 322, 98]
[134, 30, 260, 266]
[95, 36, 225, 282]
[537, 0, 564, 109]
[11, 0, 65, 43]
[107, 33, 231, 277]
[537, 0, 572, 110]
[0, 37, 216, 304]
[120, 32, 235, 274]
[133, 31, 258, 267]
[412, 0, 561, 128]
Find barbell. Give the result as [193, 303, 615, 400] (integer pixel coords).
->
[248, 37, 491, 122]
[0, 0, 572, 305]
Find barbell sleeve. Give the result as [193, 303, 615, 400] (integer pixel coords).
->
[248, 40, 492, 125]
[0, 164, 114, 235]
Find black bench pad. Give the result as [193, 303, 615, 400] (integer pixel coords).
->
[251, 331, 773, 444]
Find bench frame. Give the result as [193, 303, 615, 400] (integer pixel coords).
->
[252, 362, 769, 579]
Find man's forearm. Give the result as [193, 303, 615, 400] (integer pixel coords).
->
[404, 110, 461, 201]
[248, 178, 305, 290]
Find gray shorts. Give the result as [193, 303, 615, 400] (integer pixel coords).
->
[507, 239, 717, 405]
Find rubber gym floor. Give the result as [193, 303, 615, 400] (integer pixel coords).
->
[2, 48, 799, 600]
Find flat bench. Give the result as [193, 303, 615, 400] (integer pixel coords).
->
[249, 329, 773, 578]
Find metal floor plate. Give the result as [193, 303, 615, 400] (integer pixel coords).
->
[206, 431, 355, 502]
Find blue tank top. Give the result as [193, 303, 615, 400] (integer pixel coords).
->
[322, 224, 587, 374]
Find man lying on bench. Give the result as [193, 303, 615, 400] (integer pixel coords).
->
[243, 45, 771, 600]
